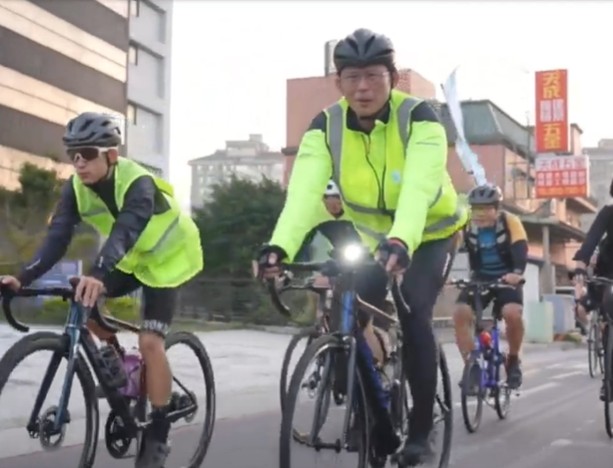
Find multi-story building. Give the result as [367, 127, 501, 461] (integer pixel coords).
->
[582, 139, 613, 225]
[126, 0, 173, 179]
[0, 0, 129, 190]
[188, 134, 284, 209]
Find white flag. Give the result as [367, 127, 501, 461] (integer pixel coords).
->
[441, 68, 488, 187]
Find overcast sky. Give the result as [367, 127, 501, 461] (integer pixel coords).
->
[168, 0, 613, 206]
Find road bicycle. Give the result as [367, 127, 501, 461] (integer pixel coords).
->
[0, 278, 216, 467]
[277, 244, 453, 468]
[582, 276, 613, 438]
[450, 278, 524, 433]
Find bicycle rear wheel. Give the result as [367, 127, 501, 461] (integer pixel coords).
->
[279, 326, 319, 413]
[460, 354, 483, 433]
[603, 324, 613, 438]
[279, 334, 369, 468]
[0, 331, 98, 467]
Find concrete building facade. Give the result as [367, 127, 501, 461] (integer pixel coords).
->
[126, 0, 173, 179]
[188, 134, 284, 209]
[0, 0, 129, 190]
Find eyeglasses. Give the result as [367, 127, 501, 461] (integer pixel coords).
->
[66, 147, 109, 163]
[339, 71, 389, 87]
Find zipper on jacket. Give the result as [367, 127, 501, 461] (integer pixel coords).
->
[361, 134, 385, 211]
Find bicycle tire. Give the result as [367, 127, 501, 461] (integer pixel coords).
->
[164, 331, 216, 467]
[604, 324, 613, 438]
[596, 322, 605, 375]
[494, 352, 511, 420]
[460, 355, 483, 433]
[0, 331, 99, 467]
[437, 344, 453, 468]
[279, 333, 369, 468]
[589, 322, 599, 378]
[279, 326, 318, 413]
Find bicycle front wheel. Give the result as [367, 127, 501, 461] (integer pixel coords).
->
[280, 334, 369, 468]
[460, 353, 483, 434]
[279, 326, 319, 413]
[0, 331, 98, 467]
[436, 343, 453, 468]
[589, 321, 600, 378]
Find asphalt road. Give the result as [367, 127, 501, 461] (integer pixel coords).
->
[0, 326, 610, 468]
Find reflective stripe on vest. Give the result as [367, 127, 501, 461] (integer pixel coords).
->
[326, 99, 460, 235]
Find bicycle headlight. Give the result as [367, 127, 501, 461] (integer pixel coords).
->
[342, 244, 363, 263]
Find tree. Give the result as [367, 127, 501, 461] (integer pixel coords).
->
[192, 175, 286, 277]
[0, 163, 97, 265]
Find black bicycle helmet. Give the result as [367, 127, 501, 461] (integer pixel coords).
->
[333, 28, 395, 73]
[63, 112, 122, 148]
[468, 183, 503, 206]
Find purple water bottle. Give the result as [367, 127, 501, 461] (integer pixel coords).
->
[119, 348, 143, 399]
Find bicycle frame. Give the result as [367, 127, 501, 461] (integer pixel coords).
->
[26, 298, 196, 437]
[470, 284, 504, 390]
[27, 300, 138, 435]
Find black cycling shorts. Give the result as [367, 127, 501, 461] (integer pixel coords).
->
[103, 269, 178, 336]
[456, 282, 523, 318]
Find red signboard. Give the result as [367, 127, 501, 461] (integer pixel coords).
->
[534, 155, 588, 198]
[534, 69, 569, 153]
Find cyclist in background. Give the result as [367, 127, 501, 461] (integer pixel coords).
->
[574, 250, 598, 335]
[572, 194, 613, 401]
[453, 184, 527, 391]
[257, 28, 468, 464]
[294, 179, 362, 262]
[0, 112, 203, 468]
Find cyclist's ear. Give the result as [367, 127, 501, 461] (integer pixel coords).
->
[107, 148, 119, 165]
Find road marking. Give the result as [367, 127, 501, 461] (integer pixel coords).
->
[453, 382, 559, 407]
[552, 371, 584, 380]
[517, 381, 559, 397]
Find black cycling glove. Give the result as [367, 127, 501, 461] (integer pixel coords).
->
[375, 238, 411, 270]
[255, 244, 287, 277]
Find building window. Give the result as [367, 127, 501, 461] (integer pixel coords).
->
[127, 104, 137, 125]
[129, 0, 140, 17]
[128, 44, 138, 65]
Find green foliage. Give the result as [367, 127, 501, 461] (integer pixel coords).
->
[192, 175, 286, 277]
[37, 296, 140, 325]
[0, 163, 98, 265]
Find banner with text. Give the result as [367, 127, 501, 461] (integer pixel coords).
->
[535, 154, 588, 198]
[535, 69, 569, 154]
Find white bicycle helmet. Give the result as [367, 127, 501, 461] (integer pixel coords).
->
[324, 179, 340, 197]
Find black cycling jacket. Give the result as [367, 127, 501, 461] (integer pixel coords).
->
[574, 205, 613, 265]
[18, 171, 170, 287]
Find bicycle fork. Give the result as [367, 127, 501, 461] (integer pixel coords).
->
[28, 304, 83, 436]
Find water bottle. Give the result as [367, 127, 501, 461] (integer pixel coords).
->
[119, 348, 143, 399]
[98, 344, 128, 389]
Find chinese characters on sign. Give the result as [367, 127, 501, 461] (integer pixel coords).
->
[535, 69, 569, 153]
[535, 155, 588, 199]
